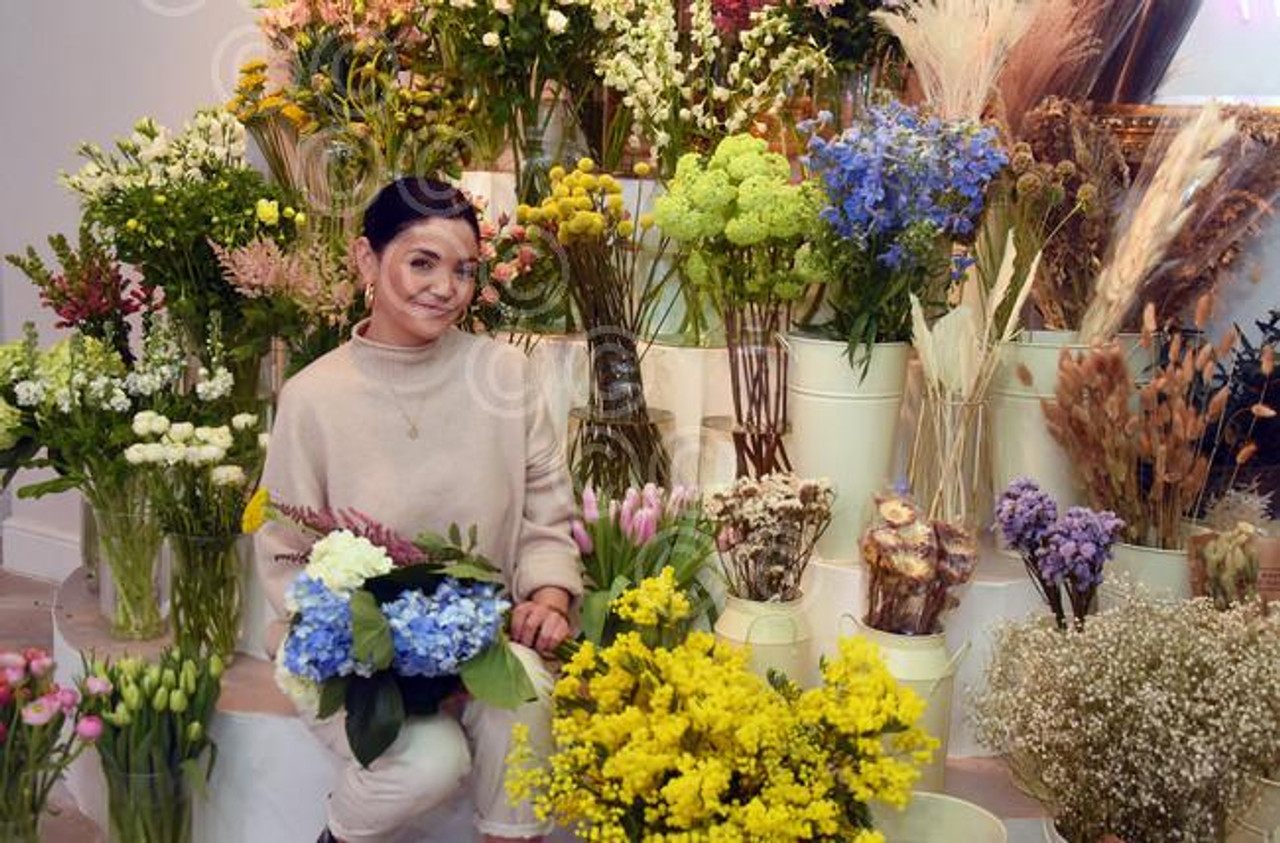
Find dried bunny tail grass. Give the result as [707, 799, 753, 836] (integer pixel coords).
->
[1078, 102, 1239, 344]
[874, 0, 1044, 123]
[996, 0, 1105, 136]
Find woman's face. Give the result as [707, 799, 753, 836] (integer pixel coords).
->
[357, 216, 480, 346]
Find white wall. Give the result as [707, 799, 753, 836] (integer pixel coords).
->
[0, 0, 261, 579]
[1, 2, 1278, 580]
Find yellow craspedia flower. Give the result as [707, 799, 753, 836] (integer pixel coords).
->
[241, 487, 270, 535]
[598, 174, 619, 194]
[606, 194, 624, 217]
[571, 186, 588, 199]
[617, 220, 635, 238]
[516, 204, 533, 223]
[639, 213, 655, 230]
[552, 184, 570, 200]
[256, 198, 280, 226]
[633, 160, 653, 177]
[576, 157, 595, 173]
[556, 197, 577, 218]
[549, 164, 566, 182]
[581, 173, 599, 192]
[572, 195, 593, 212]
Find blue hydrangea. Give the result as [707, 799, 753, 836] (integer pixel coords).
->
[996, 477, 1059, 556]
[383, 579, 511, 678]
[805, 101, 1007, 272]
[1036, 507, 1126, 590]
[281, 574, 356, 682]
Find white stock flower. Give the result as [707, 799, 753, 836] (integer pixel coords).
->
[231, 413, 258, 432]
[306, 530, 395, 598]
[210, 465, 247, 487]
[546, 9, 568, 33]
[194, 367, 234, 402]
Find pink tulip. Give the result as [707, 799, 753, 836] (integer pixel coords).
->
[609, 500, 620, 522]
[620, 488, 640, 533]
[75, 715, 104, 742]
[581, 485, 600, 525]
[20, 697, 57, 727]
[629, 507, 658, 546]
[571, 520, 594, 555]
[56, 686, 80, 713]
[0, 652, 24, 670]
[642, 483, 662, 510]
[28, 656, 53, 679]
[84, 676, 113, 697]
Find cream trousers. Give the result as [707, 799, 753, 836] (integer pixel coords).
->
[303, 644, 554, 842]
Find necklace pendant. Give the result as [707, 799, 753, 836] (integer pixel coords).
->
[407, 425, 420, 440]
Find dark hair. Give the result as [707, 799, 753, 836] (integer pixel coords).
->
[361, 177, 480, 254]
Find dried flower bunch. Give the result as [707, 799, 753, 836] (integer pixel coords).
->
[706, 473, 834, 602]
[1045, 299, 1266, 549]
[1017, 97, 1130, 330]
[1206, 487, 1273, 533]
[1198, 522, 1262, 610]
[860, 494, 977, 635]
[996, 478, 1124, 629]
[972, 589, 1280, 843]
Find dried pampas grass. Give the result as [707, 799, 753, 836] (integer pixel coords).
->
[1078, 102, 1238, 343]
[874, 0, 1043, 123]
[997, 0, 1103, 136]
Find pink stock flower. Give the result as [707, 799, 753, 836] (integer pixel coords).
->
[55, 686, 80, 713]
[571, 519, 594, 555]
[582, 485, 600, 524]
[75, 715, 104, 742]
[27, 656, 54, 678]
[20, 697, 58, 727]
[84, 676, 113, 697]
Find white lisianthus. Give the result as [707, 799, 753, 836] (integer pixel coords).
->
[482, 31, 501, 48]
[493, 0, 513, 13]
[124, 444, 149, 465]
[162, 444, 186, 465]
[231, 413, 258, 431]
[273, 646, 319, 713]
[546, 9, 568, 34]
[210, 465, 247, 487]
[168, 422, 195, 442]
[149, 414, 170, 436]
[306, 530, 395, 597]
[132, 411, 157, 437]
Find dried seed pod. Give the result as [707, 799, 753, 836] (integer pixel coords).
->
[1238, 442, 1259, 466]
[1142, 302, 1157, 344]
[1251, 403, 1276, 419]
[1217, 325, 1238, 359]
[1263, 345, 1275, 377]
[1194, 295, 1214, 330]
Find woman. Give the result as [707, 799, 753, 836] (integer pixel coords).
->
[255, 177, 581, 843]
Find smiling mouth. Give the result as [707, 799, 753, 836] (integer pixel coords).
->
[406, 299, 453, 317]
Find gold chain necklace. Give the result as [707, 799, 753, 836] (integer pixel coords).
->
[385, 382, 425, 440]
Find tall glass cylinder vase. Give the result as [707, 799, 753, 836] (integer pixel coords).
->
[168, 533, 250, 661]
[81, 495, 101, 594]
[909, 396, 990, 531]
[95, 505, 168, 640]
[722, 304, 792, 479]
[102, 758, 194, 843]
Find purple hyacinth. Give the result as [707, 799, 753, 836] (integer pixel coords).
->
[996, 478, 1058, 556]
[1036, 507, 1125, 590]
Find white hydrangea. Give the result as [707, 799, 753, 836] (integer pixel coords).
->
[306, 530, 395, 598]
[231, 413, 258, 432]
[210, 465, 247, 487]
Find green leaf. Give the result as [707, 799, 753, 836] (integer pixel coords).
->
[318, 676, 350, 720]
[460, 637, 536, 710]
[580, 591, 611, 645]
[349, 590, 393, 671]
[448, 523, 462, 547]
[17, 475, 81, 500]
[436, 560, 505, 584]
[345, 673, 405, 768]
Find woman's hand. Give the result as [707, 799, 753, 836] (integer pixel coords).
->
[510, 587, 573, 655]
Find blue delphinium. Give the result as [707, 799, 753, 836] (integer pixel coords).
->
[1038, 507, 1126, 592]
[996, 477, 1059, 556]
[384, 579, 511, 677]
[282, 574, 357, 682]
[805, 100, 1008, 272]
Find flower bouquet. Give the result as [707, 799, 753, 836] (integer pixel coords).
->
[571, 483, 715, 645]
[0, 649, 104, 842]
[972, 589, 1280, 843]
[78, 650, 223, 843]
[996, 478, 1125, 630]
[860, 494, 977, 635]
[127, 409, 267, 659]
[507, 571, 935, 842]
[801, 101, 1007, 373]
[656, 134, 825, 476]
[63, 110, 303, 400]
[519, 158, 675, 495]
[266, 500, 536, 766]
[706, 473, 833, 602]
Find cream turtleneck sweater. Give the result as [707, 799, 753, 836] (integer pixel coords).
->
[254, 321, 583, 649]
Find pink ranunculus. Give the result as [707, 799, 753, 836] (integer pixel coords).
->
[27, 656, 53, 679]
[75, 715, 104, 742]
[84, 676, 113, 697]
[582, 485, 600, 524]
[509, 224, 527, 242]
[0, 652, 24, 670]
[571, 519, 594, 556]
[479, 284, 500, 305]
[20, 697, 57, 727]
[480, 241, 497, 262]
[55, 686, 80, 713]
[479, 220, 498, 240]
[517, 244, 537, 267]
[491, 261, 517, 284]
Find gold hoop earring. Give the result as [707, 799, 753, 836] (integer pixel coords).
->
[363, 283, 376, 308]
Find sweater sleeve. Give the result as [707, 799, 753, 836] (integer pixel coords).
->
[254, 379, 326, 637]
[509, 364, 584, 604]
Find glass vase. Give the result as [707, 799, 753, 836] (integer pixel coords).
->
[567, 406, 674, 500]
[909, 396, 990, 531]
[102, 759, 193, 843]
[81, 495, 101, 595]
[722, 305, 792, 478]
[95, 506, 168, 640]
[168, 533, 251, 662]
